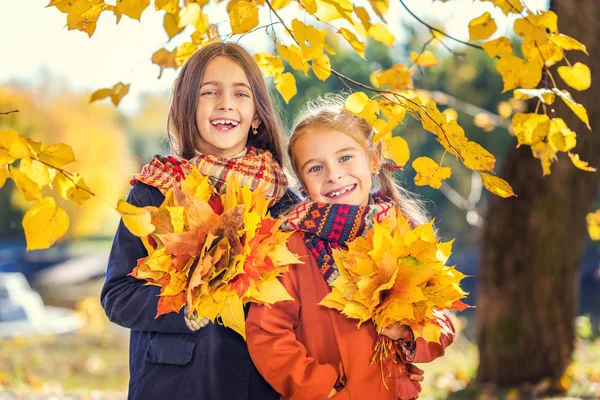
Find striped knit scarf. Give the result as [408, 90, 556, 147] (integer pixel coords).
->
[282, 194, 397, 285]
[130, 147, 287, 201]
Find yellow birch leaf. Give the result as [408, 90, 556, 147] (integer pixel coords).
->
[442, 108, 458, 123]
[410, 51, 439, 68]
[19, 159, 53, 188]
[219, 294, 246, 339]
[155, 0, 179, 14]
[479, 0, 523, 15]
[511, 113, 551, 147]
[338, 28, 366, 59]
[164, 11, 184, 39]
[117, 199, 156, 237]
[369, 23, 395, 47]
[278, 44, 309, 75]
[229, 0, 259, 34]
[312, 53, 331, 81]
[460, 141, 496, 172]
[254, 53, 285, 78]
[271, 0, 291, 10]
[152, 48, 178, 77]
[0, 166, 8, 188]
[482, 36, 513, 58]
[496, 55, 542, 92]
[368, 0, 389, 21]
[90, 82, 130, 107]
[167, 206, 186, 233]
[469, 12, 497, 41]
[10, 166, 41, 201]
[412, 157, 451, 189]
[275, 72, 297, 104]
[514, 88, 555, 105]
[23, 197, 69, 250]
[557, 63, 591, 91]
[298, 0, 317, 14]
[48, 0, 104, 37]
[521, 38, 563, 67]
[547, 118, 576, 152]
[116, 0, 150, 21]
[178, 3, 201, 27]
[53, 173, 92, 206]
[292, 19, 325, 61]
[553, 89, 591, 130]
[548, 34, 588, 55]
[0, 129, 30, 165]
[345, 92, 370, 114]
[382, 135, 410, 167]
[175, 42, 199, 66]
[371, 64, 413, 90]
[568, 153, 597, 172]
[479, 172, 515, 198]
[373, 109, 405, 143]
[37, 143, 76, 169]
[354, 6, 372, 32]
[315, 0, 353, 23]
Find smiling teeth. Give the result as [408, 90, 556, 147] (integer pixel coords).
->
[328, 184, 355, 197]
[212, 119, 239, 126]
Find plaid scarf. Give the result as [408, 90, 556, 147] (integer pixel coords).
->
[130, 147, 287, 201]
[282, 194, 397, 285]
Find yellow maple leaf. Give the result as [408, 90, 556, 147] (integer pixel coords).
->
[496, 55, 542, 92]
[338, 28, 366, 60]
[23, 197, 69, 251]
[312, 53, 331, 81]
[410, 51, 439, 68]
[47, 0, 105, 37]
[275, 72, 297, 104]
[552, 89, 591, 130]
[90, 82, 131, 107]
[10, 166, 41, 202]
[568, 153, 597, 172]
[117, 199, 156, 237]
[412, 157, 452, 189]
[53, 173, 92, 206]
[586, 210, 600, 241]
[557, 62, 591, 91]
[482, 36, 513, 58]
[479, 172, 515, 198]
[369, 23, 395, 47]
[468, 12, 497, 42]
[228, 0, 259, 35]
[152, 48, 178, 78]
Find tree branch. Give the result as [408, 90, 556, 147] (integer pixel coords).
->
[1, 110, 19, 115]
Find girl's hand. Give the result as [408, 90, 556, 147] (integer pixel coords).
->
[381, 322, 411, 340]
[326, 388, 337, 399]
[406, 364, 424, 382]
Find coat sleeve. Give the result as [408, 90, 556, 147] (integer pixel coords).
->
[412, 310, 456, 363]
[100, 183, 191, 333]
[246, 268, 338, 400]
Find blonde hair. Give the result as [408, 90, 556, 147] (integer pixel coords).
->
[288, 93, 429, 225]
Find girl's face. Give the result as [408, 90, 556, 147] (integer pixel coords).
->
[294, 128, 380, 206]
[195, 56, 260, 157]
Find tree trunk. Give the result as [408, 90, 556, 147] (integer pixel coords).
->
[476, 0, 600, 389]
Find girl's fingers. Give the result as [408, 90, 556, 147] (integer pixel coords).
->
[408, 373, 424, 382]
[407, 364, 424, 375]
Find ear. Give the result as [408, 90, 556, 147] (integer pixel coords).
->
[251, 115, 261, 130]
[369, 146, 381, 175]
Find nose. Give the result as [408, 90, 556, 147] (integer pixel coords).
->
[326, 166, 343, 183]
[217, 93, 234, 111]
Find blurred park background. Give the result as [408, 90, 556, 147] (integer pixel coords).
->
[1, 0, 599, 399]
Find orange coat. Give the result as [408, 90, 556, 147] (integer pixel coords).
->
[246, 233, 455, 400]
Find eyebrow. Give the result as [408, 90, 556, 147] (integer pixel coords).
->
[200, 81, 252, 91]
[299, 146, 358, 171]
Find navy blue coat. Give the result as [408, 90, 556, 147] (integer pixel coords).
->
[101, 182, 299, 400]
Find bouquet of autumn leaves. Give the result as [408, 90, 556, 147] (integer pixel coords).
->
[128, 168, 301, 339]
[318, 209, 468, 376]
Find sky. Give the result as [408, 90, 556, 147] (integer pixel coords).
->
[0, 0, 548, 115]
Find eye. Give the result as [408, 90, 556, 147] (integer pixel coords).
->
[235, 92, 250, 98]
[201, 90, 217, 96]
[339, 155, 352, 163]
[307, 165, 322, 174]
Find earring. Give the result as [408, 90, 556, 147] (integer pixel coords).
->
[252, 127, 258, 135]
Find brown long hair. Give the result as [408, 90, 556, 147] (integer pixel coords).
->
[289, 93, 429, 225]
[167, 42, 286, 164]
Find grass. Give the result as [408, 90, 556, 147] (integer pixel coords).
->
[0, 300, 599, 399]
